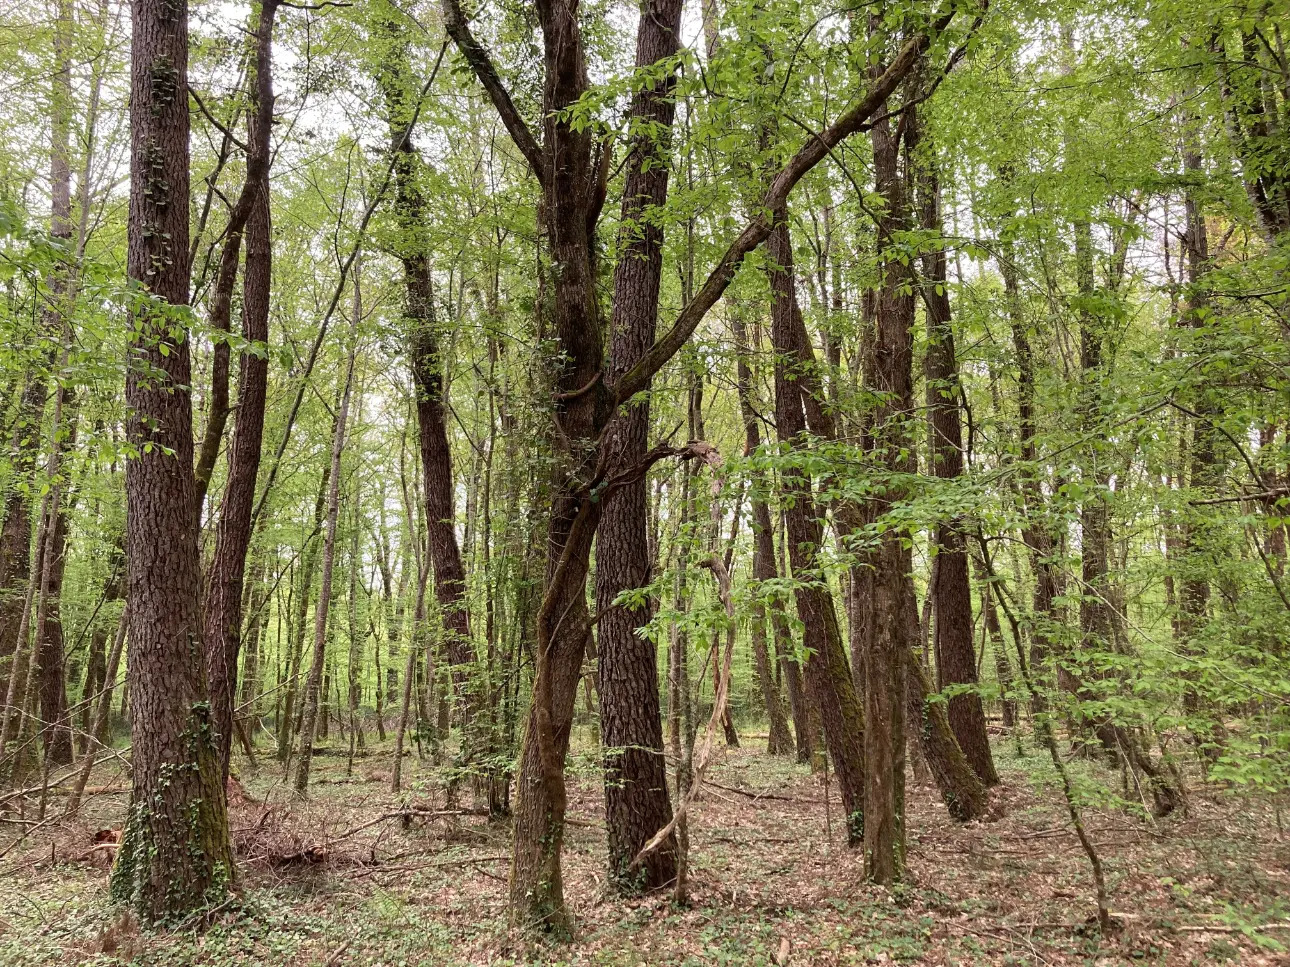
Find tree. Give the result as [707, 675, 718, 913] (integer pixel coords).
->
[109, 0, 233, 919]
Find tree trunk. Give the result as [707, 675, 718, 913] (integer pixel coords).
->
[277, 467, 329, 764]
[293, 271, 360, 797]
[203, 0, 278, 782]
[734, 317, 795, 756]
[863, 73, 912, 883]
[911, 108, 997, 787]
[376, 7, 474, 743]
[593, 0, 684, 892]
[768, 212, 867, 845]
[110, 0, 233, 918]
[999, 240, 1059, 695]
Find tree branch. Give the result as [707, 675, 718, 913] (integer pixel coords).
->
[611, 4, 976, 405]
[440, 0, 545, 182]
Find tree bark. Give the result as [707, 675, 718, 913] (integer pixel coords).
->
[863, 71, 912, 883]
[594, 0, 684, 893]
[910, 107, 998, 787]
[441, 0, 953, 926]
[376, 7, 474, 739]
[203, 0, 278, 782]
[110, 0, 233, 919]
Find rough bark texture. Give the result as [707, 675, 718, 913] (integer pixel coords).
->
[864, 87, 911, 885]
[110, 0, 233, 919]
[900, 574, 987, 821]
[594, 0, 684, 892]
[30, 0, 76, 770]
[203, 0, 277, 782]
[912, 113, 997, 787]
[441, 0, 948, 928]
[768, 212, 867, 845]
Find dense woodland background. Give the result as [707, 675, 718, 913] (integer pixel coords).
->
[0, 0, 1288, 961]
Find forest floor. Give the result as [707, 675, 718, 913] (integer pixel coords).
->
[1, 731, 1288, 966]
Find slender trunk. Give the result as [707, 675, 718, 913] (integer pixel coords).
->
[277, 459, 331, 763]
[911, 106, 997, 787]
[1000, 241, 1058, 694]
[294, 272, 360, 797]
[203, 0, 278, 782]
[733, 316, 794, 756]
[768, 212, 867, 846]
[392, 555, 430, 792]
[67, 606, 128, 815]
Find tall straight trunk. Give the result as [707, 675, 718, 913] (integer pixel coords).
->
[110, 0, 233, 919]
[376, 8, 474, 737]
[864, 73, 912, 884]
[277, 463, 330, 763]
[80, 563, 124, 752]
[594, 0, 684, 892]
[733, 317, 794, 756]
[1177, 135, 1219, 741]
[1000, 242, 1059, 691]
[294, 275, 360, 797]
[911, 109, 997, 787]
[204, 0, 278, 781]
[67, 605, 128, 815]
[768, 212, 867, 845]
[392, 550, 430, 792]
[1075, 217, 1114, 668]
[238, 552, 271, 742]
[0, 379, 41, 702]
[36, 423, 75, 767]
[30, 0, 77, 770]
[345, 447, 366, 766]
[0, 379, 65, 772]
[974, 553, 1017, 727]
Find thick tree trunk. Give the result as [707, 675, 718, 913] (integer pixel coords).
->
[594, 0, 684, 892]
[900, 571, 987, 820]
[109, 0, 233, 919]
[203, 0, 278, 783]
[442, 0, 943, 927]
